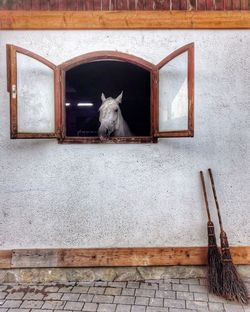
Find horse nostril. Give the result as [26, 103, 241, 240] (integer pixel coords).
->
[106, 129, 109, 135]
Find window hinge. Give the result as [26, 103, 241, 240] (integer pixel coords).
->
[11, 84, 16, 99]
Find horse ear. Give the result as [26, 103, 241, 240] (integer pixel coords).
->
[116, 91, 123, 104]
[101, 93, 106, 102]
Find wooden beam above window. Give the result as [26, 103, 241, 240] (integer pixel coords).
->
[0, 11, 250, 30]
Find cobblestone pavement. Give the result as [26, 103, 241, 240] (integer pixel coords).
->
[0, 278, 249, 312]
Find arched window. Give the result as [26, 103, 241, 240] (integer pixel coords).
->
[7, 44, 194, 143]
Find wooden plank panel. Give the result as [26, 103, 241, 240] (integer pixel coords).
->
[0, 246, 250, 269]
[197, 0, 206, 9]
[240, 0, 248, 9]
[58, 0, 67, 10]
[0, 250, 11, 269]
[232, 0, 241, 8]
[12, 249, 60, 268]
[171, 0, 181, 9]
[31, 0, 41, 9]
[49, 0, 59, 10]
[135, 0, 146, 9]
[224, 0, 232, 9]
[215, 0, 224, 9]
[117, 0, 128, 9]
[40, 0, 49, 9]
[101, 0, 110, 9]
[93, 0, 102, 9]
[1, 11, 250, 29]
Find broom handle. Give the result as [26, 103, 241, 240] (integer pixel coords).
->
[208, 168, 224, 232]
[200, 171, 211, 222]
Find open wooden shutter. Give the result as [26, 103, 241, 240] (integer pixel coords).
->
[155, 43, 194, 138]
[7, 45, 61, 139]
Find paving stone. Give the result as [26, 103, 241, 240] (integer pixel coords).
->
[155, 290, 175, 299]
[199, 279, 208, 286]
[97, 303, 116, 311]
[64, 301, 84, 310]
[43, 292, 62, 300]
[78, 293, 94, 302]
[194, 292, 209, 301]
[189, 285, 208, 293]
[92, 294, 114, 303]
[122, 288, 135, 296]
[176, 291, 194, 300]
[135, 297, 149, 306]
[146, 307, 168, 312]
[180, 278, 200, 285]
[159, 283, 172, 291]
[209, 294, 229, 303]
[0, 309, 8, 312]
[0, 293, 7, 300]
[44, 286, 59, 292]
[135, 289, 155, 298]
[61, 293, 80, 301]
[186, 300, 209, 310]
[94, 282, 108, 287]
[108, 282, 127, 288]
[58, 286, 73, 293]
[2, 300, 22, 308]
[88, 287, 105, 295]
[169, 309, 193, 312]
[23, 293, 44, 300]
[82, 302, 98, 311]
[42, 300, 66, 310]
[140, 283, 158, 290]
[149, 298, 163, 307]
[208, 302, 225, 311]
[6, 292, 25, 299]
[127, 282, 140, 289]
[131, 306, 146, 312]
[164, 279, 180, 284]
[164, 299, 185, 309]
[172, 284, 189, 292]
[224, 303, 245, 312]
[20, 300, 44, 309]
[114, 295, 135, 304]
[105, 287, 122, 296]
[71, 286, 89, 293]
[116, 305, 131, 312]
[9, 309, 32, 312]
[31, 310, 53, 312]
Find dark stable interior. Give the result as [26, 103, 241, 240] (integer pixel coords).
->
[65, 60, 151, 137]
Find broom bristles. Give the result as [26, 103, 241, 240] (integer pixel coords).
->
[207, 221, 223, 296]
[220, 231, 249, 304]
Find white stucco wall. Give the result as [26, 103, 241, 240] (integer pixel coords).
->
[0, 30, 249, 249]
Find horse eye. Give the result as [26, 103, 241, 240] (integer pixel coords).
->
[114, 108, 118, 112]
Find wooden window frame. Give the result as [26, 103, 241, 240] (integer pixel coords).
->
[59, 51, 157, 144]
[7, 44, 194, 143]
[7, 44, 61, 139]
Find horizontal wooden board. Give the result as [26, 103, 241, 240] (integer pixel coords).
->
[0, 246, 249, 269]
[0, 11, 250, 29]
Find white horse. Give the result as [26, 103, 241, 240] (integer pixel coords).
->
[98, 91, 132, 138]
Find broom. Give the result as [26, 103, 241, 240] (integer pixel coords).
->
[208, 168, 249, 304]
[200, 171, 223, 296]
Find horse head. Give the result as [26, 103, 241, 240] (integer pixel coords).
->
[98, 91, 123, 139]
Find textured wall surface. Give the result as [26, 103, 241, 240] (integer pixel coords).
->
[0, 30, 249, 249]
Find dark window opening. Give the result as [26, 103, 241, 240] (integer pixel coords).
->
[65, 60, 151, 138]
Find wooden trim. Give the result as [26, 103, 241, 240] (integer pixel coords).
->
[60, 137, 154, 144]
[156, 130, 194, 137]
[1, 11, 250, 30]
[59, 51, 156, 72]
[0, 246, 249, 269]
